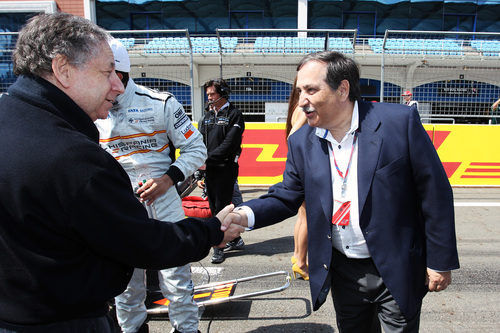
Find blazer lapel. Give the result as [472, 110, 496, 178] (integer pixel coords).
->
[308, 130, 333, 224]
[357, 102, 382, 224]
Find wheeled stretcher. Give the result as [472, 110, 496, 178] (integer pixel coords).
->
[136, 176, 291, 315]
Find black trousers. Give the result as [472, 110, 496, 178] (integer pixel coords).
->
[205, 162, 238, 215]
[330, 248, 421, 333]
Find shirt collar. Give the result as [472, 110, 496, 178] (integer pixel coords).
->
[216, 101, 230, 113]
[315, 100, 359, 142]
[8, 75, 100, 143]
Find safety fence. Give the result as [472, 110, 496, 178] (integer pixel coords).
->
[379, 30, 500, 124]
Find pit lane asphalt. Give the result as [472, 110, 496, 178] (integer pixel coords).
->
[146, 187, 500, 333]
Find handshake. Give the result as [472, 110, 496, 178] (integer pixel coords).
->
[214, 204, 249, 248]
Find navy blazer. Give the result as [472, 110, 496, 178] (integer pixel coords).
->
[245, 100, 459, 318]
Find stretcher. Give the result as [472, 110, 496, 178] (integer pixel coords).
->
[138, 176, 291, 315]
[146, 270, 291, 315]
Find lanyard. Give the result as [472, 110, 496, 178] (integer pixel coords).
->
[329, 132, 358, 198]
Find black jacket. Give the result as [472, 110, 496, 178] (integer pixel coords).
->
[0, 75, 224, 328]
[198, 102, 244, 165]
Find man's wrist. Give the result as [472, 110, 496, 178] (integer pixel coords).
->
[234, 206, 254, 230]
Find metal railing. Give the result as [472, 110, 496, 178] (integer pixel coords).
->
[379, 30, 500, 123]
[1, 29, 499, 124]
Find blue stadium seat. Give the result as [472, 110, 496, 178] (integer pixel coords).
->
[471, 39, 500, 57]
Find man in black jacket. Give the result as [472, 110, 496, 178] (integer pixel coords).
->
[0, 13, 242, 332]
[198, 79, 245, 264]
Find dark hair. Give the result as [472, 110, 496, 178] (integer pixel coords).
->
[13, 13, 110, 77]
[285, 76, 299, 139]
[297, 51, 361, 102]
[204, 79, 231, 99]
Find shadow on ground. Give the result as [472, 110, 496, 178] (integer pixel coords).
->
[245, 322, 335, 332]
[200, 297, 311, 320]
[223, 235, 294, 260]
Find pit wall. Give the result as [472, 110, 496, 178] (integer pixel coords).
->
[234, 123, 500, 187]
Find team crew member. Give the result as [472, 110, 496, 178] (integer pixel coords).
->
[198, 79, 245, 264]
[96, 39, 206, 333]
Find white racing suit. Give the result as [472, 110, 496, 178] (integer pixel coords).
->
[96, 78, 207, 333]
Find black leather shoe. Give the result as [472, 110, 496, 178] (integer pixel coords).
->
[211, 248, 225, 264]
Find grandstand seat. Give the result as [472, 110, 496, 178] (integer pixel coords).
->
[328, 37, 353, 54]
[116, 38, 135, 49]
[471, 39, 500, 57]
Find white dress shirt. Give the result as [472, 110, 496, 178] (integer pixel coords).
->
[317, 101, 370, 258]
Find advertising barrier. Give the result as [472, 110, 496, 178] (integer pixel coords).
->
[237, 123, 500, 187]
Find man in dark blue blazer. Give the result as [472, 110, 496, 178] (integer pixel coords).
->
[223, 51, 459, 332]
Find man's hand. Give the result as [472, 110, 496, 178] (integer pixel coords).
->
[196, 180, 205, 189]
[215, 205, 246, 248]
[137, 174, 174, 205]
[220, 206, 248, 231]
[426, 268, 452, 292]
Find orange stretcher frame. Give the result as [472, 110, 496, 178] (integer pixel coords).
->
[146, 271, 291, 315]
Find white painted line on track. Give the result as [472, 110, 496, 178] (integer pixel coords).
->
[192, 266, 223, 276]
[454, 202, 500, 207]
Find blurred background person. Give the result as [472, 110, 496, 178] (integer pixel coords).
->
[489, 97, 500, 124]
[402, 90, 418, 112]
[285, 78, 309, 281]
[198, 79, 245, 264]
